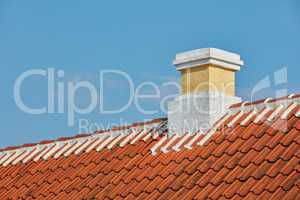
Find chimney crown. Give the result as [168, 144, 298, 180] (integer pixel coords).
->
[173, 48, 244, 71]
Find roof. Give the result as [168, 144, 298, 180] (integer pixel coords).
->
[1, 94, 300, 199]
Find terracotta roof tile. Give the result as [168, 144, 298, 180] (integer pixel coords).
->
[281, 170, 300, 191]
[184, 171, 204, 189]
[281, 142, 300, 161]
[252, 133, 272, 151]
[1, 96, 300, 199]
[226, 126, 246, 142]
[284, 186, 300, 200]
[211, 153, 231, 171]
[223, 179, 241, 198]
[208, 182, 228, 200]
[168, 187, 189, 200]
[252, 161, 273, 179]
[239, 135, 259, 153]
[253, 147, 272, 165]
[185, 157, 204, 175]
[238, 177, 257, 197]
[281, 156, 299, 175]
[252, 175, 272, 195]
[225, 137, 244, 156]
[197, 156, 218, 173]
[224, 152, 244, 169]
[270, 187, 287, 199]
[211, 139, 231, 157]
[196, 169, 217, 187]
[265, 173, 286, 192]
[195, 183, 216, 199]
[266, 159, 287, 177]
[211, 167, 230, 185]
[223, 166, 243, 184]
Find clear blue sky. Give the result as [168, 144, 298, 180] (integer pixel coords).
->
[0, 0, 299, 147]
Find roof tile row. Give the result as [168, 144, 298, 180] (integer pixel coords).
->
[1, 96, 300, 199]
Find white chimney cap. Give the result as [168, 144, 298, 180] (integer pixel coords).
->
[173, 48, 244, 71]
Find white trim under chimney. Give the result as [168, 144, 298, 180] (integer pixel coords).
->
[168, 92, 241, 135]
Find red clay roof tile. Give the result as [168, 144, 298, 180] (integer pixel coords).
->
[223, 166, 243, 184]
[170, 172, 191, 190]
[1, 96, 300, 199]
[196, 169, 217, 187]
[252, 175, 272, 195]
[223, 179, 241, 198]
[270, 187, 287, 199]
[281, 170, 300, 191]
[238, 177, 257, 197]
[284, 187, 300, 200]
[266, 159, 287, 177]
[195, 183, 216, 199]
[265, 173, 286, 192]
[210, 167, 230, 185]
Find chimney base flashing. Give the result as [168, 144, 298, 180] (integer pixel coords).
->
[167, 92, 241, 135]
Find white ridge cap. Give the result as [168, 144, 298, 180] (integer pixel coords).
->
[281, 102, 298, 120]
[96, 135, 115, 152]
[0, 152, 12, 165]
[295, 108, 300, 118]
[53, 142, 73, 159]
[64, 139, 86, 157]
[184, 132, 203, 150]
[43, 143, 60, 160]
[75, 139, 94, 155]
[161, 134, 180, 154]
[107, 133, 126, 150]
[3, 150, 21, 167]
[22, 147, 41, 163]
[197, 130, 215, 146]
[253, 107, 271, 124]
[172, 133, 192, 152]
[34, 144, 55, 162]
[12, 148, 33, 165]
[227, 111, 244, 127]
[120, 129, 140, 147]
[267, 104, 284, 122]
[85, 137, 106, 153]
[0, 119, 165, 166]
[150, 135, 168, 156]
[240, 110, 257, 126]
[130, 129, 147, 144]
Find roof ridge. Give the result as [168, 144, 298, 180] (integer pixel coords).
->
[229, 93, 300, 109]
[0, 118, 168, 167]
[0, 117, 167, 153]
[2, 92, 300, 167]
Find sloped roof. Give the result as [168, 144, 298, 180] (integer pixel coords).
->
[1, 94, 300, 199]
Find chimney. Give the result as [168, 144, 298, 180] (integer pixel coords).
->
[168, 48, 244, 135]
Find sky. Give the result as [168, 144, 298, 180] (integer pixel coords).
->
[0, 0, 299, 148]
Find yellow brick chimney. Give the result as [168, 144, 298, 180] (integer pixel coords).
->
[168, 48, 244, 135]
[173, 48, 243, 96]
